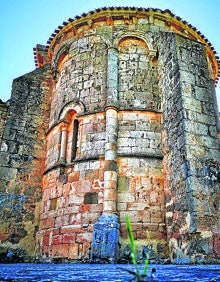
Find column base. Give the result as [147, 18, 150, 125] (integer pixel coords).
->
[90, 214, 119, 263]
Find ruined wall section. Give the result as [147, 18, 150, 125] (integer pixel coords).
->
[0, 65, 52, 256]
[158, 32, 220, 263]
[0, 100, 8, 145]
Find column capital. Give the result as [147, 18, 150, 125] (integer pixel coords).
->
[107, 46, 118, 52]
[105, 105, 118, 112]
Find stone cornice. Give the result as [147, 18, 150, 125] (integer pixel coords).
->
[33, 7, 219, 85]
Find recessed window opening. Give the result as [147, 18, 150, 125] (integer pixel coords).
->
[71, 119, 79, 162]
[84, 193, 98, 204]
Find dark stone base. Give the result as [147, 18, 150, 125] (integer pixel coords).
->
[90, 214, 119, 263]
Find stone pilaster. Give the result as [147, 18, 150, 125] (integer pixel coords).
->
[103, 47, 119, 213]
[103, 108, 118, 213]
[91, 47, 119, 262]
[106, 47, 118, 107]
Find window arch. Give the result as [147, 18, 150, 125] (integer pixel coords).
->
[117, 35, 160, 110]
[64, 110, 79, 163]
[52, 44, 70, 79]
[58, 102, 85, 164]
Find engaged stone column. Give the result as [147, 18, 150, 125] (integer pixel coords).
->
[91, 47, 119, 263]
[59, 123, 68, 163]
[104, 47, 119, 213]
[107, 47, 118, 107]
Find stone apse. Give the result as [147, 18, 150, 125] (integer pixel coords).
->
[0, 7, 219, 263]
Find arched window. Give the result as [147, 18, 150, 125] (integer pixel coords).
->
[71, 119, 79, 162]
[58, 101, 85, 164]
[117, 35, 160, 111]
[63, 110, 79, 164]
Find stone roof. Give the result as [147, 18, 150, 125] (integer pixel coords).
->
[33, 6, 220, 84]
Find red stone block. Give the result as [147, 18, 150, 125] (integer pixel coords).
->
[63, 206, 80, 215]
[52, 228, 60, 235]
[151, 231, 164, 240]
[82, 242, 91, 259]
[137, 210, 151, 222]
[143, 223, 159, 232]
[63, 233, 76, 244]
[63, 183, 71, 197]
[52, 234, 63, 245]
[41, 245, 52, 257]
[40, 217, 55, 229]
[43, 235, 49, 246]
[120, 223, 128, 238]
[89, 203, 103, 213]
[79, 204, 91, 212]
[81, 212, 100, 224]
[150, 211, 163, 223]
[43, 189, 50, 201]
[42, 229, 50, 237]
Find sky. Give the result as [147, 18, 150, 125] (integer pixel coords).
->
[1, 0, 220, 110]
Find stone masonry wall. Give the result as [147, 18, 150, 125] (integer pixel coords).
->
[157, 32, 220, 263]
[36, 21, 167, 261]
[37, 158, 105, 260]
[117, 111, 167, 260]
[118, 37, 160, 110]
[0, 100, 8, 145]
[1, 8, 219, 263]
[49, 37, 107, 127]
[0, 65, 52, 256]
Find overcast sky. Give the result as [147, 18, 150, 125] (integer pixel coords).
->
[1, 0, 220, 109]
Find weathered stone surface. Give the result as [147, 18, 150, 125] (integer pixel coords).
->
[90, 214, 120, 263]
[0, 7, 219, 263]
[0, 65, 52, 256]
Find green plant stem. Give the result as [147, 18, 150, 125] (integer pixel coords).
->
[143, 255, 149, 276]
[126, 215, 150, 281]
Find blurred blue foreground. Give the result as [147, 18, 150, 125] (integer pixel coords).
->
[0, 263, 219, 281]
